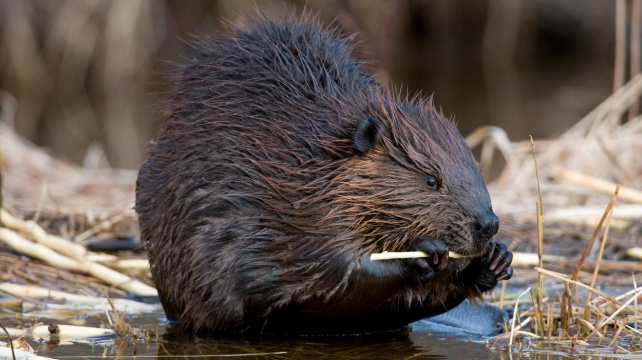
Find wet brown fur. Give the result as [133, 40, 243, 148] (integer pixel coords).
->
[136, 13, 504, 335]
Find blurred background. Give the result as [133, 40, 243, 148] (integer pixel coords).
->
[0, 0, 622, 171]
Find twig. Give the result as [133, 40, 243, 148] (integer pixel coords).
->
[32, 180, 48, 225]
[531, 136, 545, 313]
[529, 288, 544, 337]
[499, 280, 507, 309]
[0, 283, 160, 314]
[530, 136, 544, 214]
[0, 228, 85, 272]
[509, 252, 564, 267]
[0, 209, 86, 261]
[535, 267, 623, 307]
[626, 247, 642, 260]
[74, 205, 134, 244]
[570, 196, 616, 281]
[370, 250, 482, 260]
[585, 287, 642, 341]
[510, 287, 532, 348]
[0, 319, 16, 360]
[634, 274, 639, 331]
[585, 185, 619, 310]
[536, 201, 544, 311]
[561, 177, 616, 333]
[0, 228, 157, 296]
[2, 323, 115, 340]
[609, 321, 626, 347]
[555, 168, 642, 203]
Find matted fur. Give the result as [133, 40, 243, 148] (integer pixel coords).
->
[136, 12, 505, 335]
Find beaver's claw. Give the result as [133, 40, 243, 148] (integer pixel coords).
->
[486, 241, 513, 281]
[468, 241, 513, 292]
[408, 235, 449, 283]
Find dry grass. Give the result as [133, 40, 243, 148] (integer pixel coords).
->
[473, 72, 642, 220]
[473, 56, 642, 356]
[0, 122, 136, 218]
[469, 8, 642, 355]
[487, 192, 642, 356]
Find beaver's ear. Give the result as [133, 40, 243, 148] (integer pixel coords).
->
[353, 117, 383, 155]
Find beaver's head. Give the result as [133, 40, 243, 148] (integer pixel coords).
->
[335, 96, 498, 262]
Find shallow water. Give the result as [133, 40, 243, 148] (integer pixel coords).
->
[4, 282, 639, 360]
[2, 311, 598, 360]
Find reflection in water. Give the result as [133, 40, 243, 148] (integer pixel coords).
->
[159, 328, 449, 359]
[152, 301, 510, 359]
[155, 323, 519, 359]
[10, 312, 543, 359]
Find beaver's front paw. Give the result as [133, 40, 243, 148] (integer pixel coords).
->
[486, 241, 513, 281]
[406, 235, 449, 283]
[473, 241, 513, 292]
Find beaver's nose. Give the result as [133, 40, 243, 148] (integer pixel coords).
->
[471, 209, 499, 242]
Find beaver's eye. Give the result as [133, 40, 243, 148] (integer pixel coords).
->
[425, 175, 439, 190]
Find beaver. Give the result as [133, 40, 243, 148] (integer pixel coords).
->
[136, 13, 513, 335]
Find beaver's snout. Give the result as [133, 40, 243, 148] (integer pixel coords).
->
[470, 209, 499, 243]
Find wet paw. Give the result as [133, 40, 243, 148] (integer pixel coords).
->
[407, 235, 449, 283]
[473, 241, 513, 292]
[486, 241, 513, 281]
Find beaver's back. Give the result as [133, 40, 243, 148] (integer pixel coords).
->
[137, 15, 387, 331]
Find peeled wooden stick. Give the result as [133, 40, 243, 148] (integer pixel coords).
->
[0, 284, 159, 314]
[0, 228, 86, 272]
[0, 227, 157, 296]
[371, 250, 483, 261]
[555, 168, 642, 203]
[1, 209, 86, 260]
[2, 323, 115, 340]
[626, 247, 642, 259]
